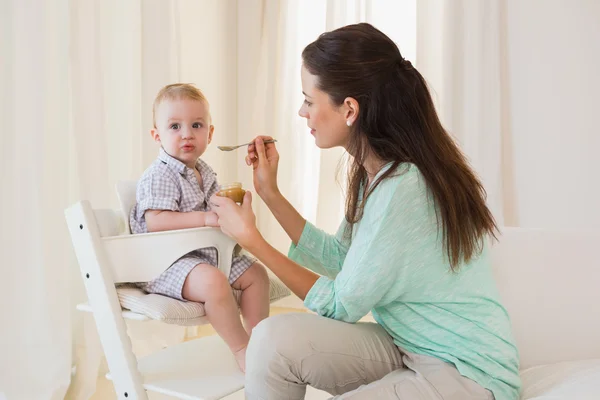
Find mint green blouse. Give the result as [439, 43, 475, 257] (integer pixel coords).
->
[288, 163, 521, 400]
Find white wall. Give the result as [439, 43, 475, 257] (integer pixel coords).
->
[505, 0, 600, 229]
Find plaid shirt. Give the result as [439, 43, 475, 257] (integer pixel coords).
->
[130, 147, 219, 233]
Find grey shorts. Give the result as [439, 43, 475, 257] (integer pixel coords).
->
[137, 247, 255, 301]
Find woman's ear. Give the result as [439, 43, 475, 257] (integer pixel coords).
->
[343, 97, 360, 126]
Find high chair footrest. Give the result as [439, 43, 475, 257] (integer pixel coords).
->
[107, 335, 244, 400]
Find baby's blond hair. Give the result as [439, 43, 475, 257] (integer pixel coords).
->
[153, 83, 210, 127]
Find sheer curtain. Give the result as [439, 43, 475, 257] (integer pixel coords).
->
[416, 0, 515, 226]
[0, 1, 72, 398]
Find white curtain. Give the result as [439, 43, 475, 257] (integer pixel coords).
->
[1, 0, 240, 398]
[0, 0, 72, 398]
[416, 0, 514, 226]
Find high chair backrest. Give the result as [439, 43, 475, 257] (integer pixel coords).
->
[116, 180, 138, 234]
[66, 200, 147, 398]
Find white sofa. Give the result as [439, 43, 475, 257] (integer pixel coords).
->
[491, 227, 600, 399]
[273, 228, 600, 399]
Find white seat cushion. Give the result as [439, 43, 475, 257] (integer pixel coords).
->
[520, 358, 600, 399]
[117, 275, 291, 326]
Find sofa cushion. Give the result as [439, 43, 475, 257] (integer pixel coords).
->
[520, 358, 600, 399]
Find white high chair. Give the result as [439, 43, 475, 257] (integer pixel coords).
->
[65, 181, 290, 400]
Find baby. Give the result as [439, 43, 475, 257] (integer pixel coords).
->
[130, 83, 270, 371]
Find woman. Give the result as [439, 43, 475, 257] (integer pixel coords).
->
[210, 23, 520, 400]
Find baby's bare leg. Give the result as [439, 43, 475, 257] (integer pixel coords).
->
[182, 264, 249, 371]
[231, 262, 270, 334]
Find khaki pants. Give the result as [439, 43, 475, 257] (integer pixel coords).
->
[245, 313, 494, 400]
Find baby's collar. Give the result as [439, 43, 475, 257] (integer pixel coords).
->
[158, 147, 197, 174]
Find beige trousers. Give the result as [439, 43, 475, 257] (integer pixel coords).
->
[245, 313, 494, 400]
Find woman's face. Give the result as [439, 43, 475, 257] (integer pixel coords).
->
[298, 65, 352, 149]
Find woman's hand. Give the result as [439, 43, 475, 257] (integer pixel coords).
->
[203, 211, 220, 227]
[210, 191, 263, 249]
[246, 136, 280, 200]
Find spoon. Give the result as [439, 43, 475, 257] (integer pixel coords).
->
[217, 139, 277, 152]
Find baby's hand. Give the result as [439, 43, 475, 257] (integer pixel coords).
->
[204, 211, 220, 227]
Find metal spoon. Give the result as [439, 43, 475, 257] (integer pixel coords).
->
[217, 139, 277, 151]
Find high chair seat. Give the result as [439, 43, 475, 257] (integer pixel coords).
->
[75, 277, 291, 326]
[118, 278, 290, 325]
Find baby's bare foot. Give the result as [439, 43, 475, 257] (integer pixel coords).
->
[233, 345, 247, 373]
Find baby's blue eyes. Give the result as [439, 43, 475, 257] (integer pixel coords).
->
[170, 123, 203, 130]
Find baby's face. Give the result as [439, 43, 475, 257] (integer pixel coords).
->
[153, 98, 214, 168]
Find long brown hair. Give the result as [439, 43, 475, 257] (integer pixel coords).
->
[302, 23, 498, 269]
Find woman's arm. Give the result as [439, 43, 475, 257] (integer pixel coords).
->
[246, 136, 306, 245]
[246, 136, 348, 274]
[260, 190, 306, 245]
[211, 169, 413, 321]
[246, 237, 320, 300]
[249, 137, 349, 275]
[288, 220, 349, 279]
[210, 191, 319, 299]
